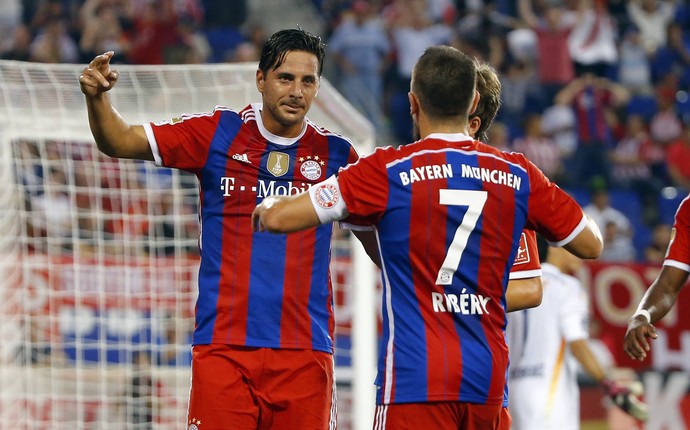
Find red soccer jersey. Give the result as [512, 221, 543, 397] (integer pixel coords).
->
[335, 133, 586, 406]
[664, 194, 690, 273]
[144, 104, 358, 353]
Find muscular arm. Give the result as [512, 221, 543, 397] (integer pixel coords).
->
[79, 51, 152, 160]
[563, 214, 604, 259]
[624, 265, 689, 360]
[506, 277, 543, 312]
[252, 192, 323, 233]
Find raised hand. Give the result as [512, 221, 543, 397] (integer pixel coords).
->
[79, 51, 119, 97]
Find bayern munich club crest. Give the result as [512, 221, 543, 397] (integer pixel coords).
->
[300, 159, 322, 180]
[299, 155, 324, 180]
[314, 183, 339, 208]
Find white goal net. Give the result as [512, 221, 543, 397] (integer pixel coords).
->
[0, 60, 378, 430]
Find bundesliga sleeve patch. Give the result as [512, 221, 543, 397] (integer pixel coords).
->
[513, 232, 531, 265]
[308, 175, 347, 223]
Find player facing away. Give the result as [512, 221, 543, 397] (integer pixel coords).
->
[79, 29, 359, 429]
[252, 46, 603, 429]
[625, 193, 690, 361]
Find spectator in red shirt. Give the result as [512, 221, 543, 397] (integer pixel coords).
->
[555, 72, 630, 185]
[667, 121, 690, 191]
[518, 0, 580, 106]
[126, 0, 179, 65]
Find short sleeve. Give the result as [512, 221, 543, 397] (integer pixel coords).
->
[559, 278, 589, 343]
[337, 147, 390, 226]
[509, 230, 542, 280]
[144, 109, 226, 172]
[664, 196, 690, 272]
[522, 156, 586, 245]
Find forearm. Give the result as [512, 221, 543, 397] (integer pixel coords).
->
[517, 0, 537, 28]
[253, 193, 322, 234]
[635, 266, 688, 323]
[506, 277, 542, 312]
[570, 339, 607, 383]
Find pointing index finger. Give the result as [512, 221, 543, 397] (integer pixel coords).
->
[89, 51, 115, 69]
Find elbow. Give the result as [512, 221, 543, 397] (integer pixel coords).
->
[523, 279, 544, 309]
[528, 285, 543, 308]
[96, 142, 118, 158]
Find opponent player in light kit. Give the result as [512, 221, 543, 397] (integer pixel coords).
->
[80, 28, 362, 429]
[252, 45, 603, 429]
[507, 236, 648, 429]
[625, 194, 690, 361]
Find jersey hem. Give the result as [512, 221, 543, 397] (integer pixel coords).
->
[191, 339, 334, 354]
[508, 269, 542, 280]
[376, 393, 504, 406]
[663, 259, 690, 272]
[142, 123, 162, 166]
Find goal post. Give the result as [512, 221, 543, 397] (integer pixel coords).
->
[0, 59, 378, 430]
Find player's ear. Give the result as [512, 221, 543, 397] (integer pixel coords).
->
[256, 69, 265, 93]
[469, 116, 481, 136]
[408, 92, 419, 116]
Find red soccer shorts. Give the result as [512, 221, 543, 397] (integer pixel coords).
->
[187, 344, 336, 430]
[372, 402, 511, 430]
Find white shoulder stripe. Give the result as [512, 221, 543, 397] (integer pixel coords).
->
[306, 117, 355, 144]
[174, 105, 235, 121]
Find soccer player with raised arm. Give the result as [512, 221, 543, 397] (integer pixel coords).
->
[252, 46, 603, 429]
[80, 29, 359, 429]
[625, 193, 690, 361]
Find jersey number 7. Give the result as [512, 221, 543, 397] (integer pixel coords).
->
[436, 189, 488, 285]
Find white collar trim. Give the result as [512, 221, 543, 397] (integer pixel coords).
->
[251, 103, 307, 146]
[424, 132, 474, 142]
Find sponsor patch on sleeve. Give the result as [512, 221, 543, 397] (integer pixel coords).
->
[314, 183, 339, 208]
[308, 175, 347, 223]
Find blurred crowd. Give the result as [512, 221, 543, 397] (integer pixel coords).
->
[3, 0, 690, 262]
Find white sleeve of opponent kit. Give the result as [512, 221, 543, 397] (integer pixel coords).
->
[308, 175, 348, 224]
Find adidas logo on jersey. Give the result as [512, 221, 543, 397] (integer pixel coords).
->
[232, 153, 251, 164]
